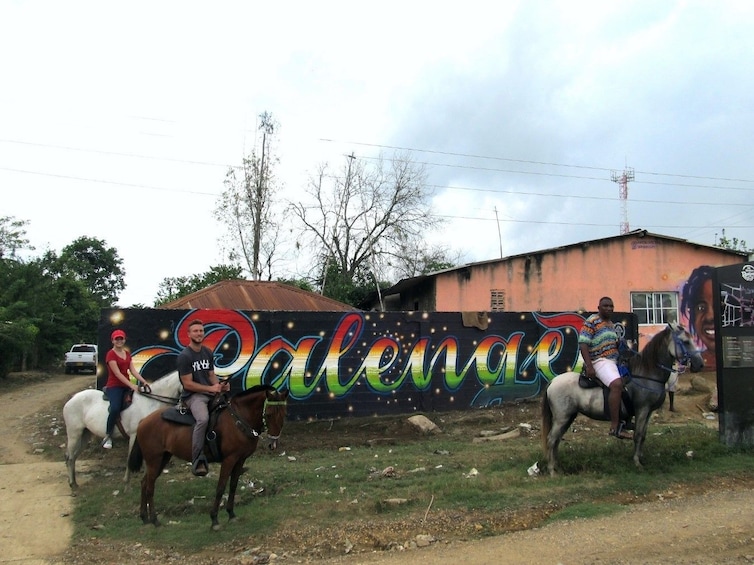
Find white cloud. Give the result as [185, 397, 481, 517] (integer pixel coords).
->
[2, 1, 752, 305]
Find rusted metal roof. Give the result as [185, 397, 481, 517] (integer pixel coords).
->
[158, 280, 358, 312]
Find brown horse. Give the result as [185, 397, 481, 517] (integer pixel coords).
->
[127, 385, 289, 530]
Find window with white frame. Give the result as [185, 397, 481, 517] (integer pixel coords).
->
[630, 291, 679, 324]
[491, 289, 505, 312]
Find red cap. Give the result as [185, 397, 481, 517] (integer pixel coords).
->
[111, 329, 126, 340]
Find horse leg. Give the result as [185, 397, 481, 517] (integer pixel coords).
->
[226, 458, 247, 523]
[65, 428, 90, 490]
[123, 436, 135, 491]
[545, 414, 576, 477]
[631, 410, 652, 469]
[141, 453, 171, 526]
[210, 459, 236, 531]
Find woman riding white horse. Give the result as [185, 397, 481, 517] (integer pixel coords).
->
[63, 371, 182, 489]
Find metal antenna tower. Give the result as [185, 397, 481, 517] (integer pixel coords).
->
[611, 167, 635, 234]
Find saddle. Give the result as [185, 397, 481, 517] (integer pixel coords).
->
[161, 394, 230, 462]
[578, 367, 635, 427]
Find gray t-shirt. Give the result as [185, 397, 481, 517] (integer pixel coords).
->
[177, 345, 214, 399]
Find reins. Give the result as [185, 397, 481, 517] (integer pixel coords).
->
[140, 391, 180, 405]
[227, 396, 288, 440]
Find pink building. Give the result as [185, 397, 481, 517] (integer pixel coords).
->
[376, 230, 749, 363]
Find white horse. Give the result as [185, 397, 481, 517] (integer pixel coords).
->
[63, 371, 182, 489]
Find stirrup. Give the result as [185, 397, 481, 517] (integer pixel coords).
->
[192, 456, 208, 476]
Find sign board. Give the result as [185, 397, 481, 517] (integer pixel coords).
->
[713, 261, 754, 446]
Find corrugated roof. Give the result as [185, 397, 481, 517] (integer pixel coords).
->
[158, 280, 358, 311]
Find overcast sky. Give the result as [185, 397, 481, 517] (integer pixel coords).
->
[2, 1, 752, 306]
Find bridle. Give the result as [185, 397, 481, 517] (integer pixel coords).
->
[665, 330, 694, 374]
[626, 327, 693, 389]
[227, 396, 287, 443]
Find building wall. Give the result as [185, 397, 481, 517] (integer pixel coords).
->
[414, 233, 746, 364]
[433, 235, 742, 313]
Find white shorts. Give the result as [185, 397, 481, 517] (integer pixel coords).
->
[593, 358, 621, 386]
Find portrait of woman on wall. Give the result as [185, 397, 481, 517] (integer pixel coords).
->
[681, 265, 716, 369]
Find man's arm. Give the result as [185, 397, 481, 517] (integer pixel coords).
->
[579, 342, 596, 377]
[180, 372, 225, 394]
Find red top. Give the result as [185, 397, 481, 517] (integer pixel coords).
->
[105, 349, 132, 388]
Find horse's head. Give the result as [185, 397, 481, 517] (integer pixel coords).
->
[667, 322, 704, 373]
[263, 389, 290, 451]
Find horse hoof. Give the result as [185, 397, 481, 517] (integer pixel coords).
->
[212, 524, 222, 532]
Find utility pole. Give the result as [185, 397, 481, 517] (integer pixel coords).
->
[611, 167, 635, 235]
[494, 206, 503, 258]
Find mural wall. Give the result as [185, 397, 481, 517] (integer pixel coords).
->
[680, 265, 717, 370]
[98, 308, 638, 420]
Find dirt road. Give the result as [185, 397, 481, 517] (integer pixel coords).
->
[0, 373, 91, 564]
[3, 372, 754, 564]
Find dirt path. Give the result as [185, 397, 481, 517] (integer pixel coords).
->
[3, 372, 754, 564]
[330, 488, 754, 565]
[0, 373, 92, 564]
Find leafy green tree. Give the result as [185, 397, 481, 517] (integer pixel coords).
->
[717, 229, 751, 252]
[0, 256, 97, 375]
[0, 219, 107, 374]
[54, 236, 125, 306]
[276, 278, 315, 293]
[154, 264, 244, 306]
[0, 216, 33, 260]
[0, 305, 39, 376]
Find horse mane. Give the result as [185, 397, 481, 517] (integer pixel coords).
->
[147, 371, 181, 394]
[233, 384, 276, 398]
[633, 326, 671, 374]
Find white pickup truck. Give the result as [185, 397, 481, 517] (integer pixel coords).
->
[64, 344, 98, 374]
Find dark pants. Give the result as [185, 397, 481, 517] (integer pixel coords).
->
[105, 386, 129, 436]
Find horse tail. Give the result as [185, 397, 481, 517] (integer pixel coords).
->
[127, 438, 143, 472]
[541, 385, 553, 455]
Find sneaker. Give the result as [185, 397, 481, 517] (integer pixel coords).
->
[102, 436, 113, 449]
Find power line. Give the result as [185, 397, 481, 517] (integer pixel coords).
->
[0, 166, 217, 196]
[353, 154, 754, 193]
[320, 138, 754, 184]
[433, 213, 752, 230]
[432, 182, 747, 207]
[0, 138, 237, 169]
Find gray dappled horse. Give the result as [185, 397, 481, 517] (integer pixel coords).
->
[541, 323, 704, 476]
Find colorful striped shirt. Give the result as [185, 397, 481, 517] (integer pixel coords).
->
[578, 314, 619, 361]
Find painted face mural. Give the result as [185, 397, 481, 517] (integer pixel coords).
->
[681, 265, 716, 368]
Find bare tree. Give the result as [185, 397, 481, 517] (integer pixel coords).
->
[290, 151, 440, 292]
[215, 112, 281, 280]
[391, 242, 462, 279]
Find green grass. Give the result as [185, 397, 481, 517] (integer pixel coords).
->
[66, 420, 754, 556]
